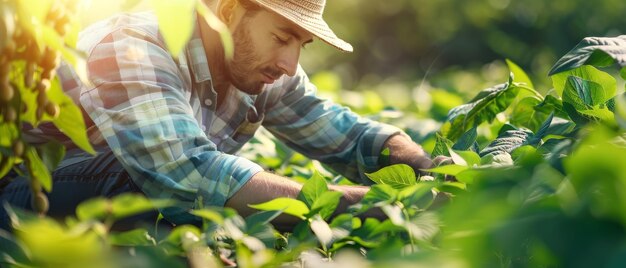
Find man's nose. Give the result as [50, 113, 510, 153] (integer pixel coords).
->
[276, 46, 300, 77]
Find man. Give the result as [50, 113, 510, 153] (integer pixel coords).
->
[0, 0, 435, 228]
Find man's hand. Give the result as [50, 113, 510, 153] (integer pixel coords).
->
[432, 155, 456, 181]
[382, 134, 434, 176]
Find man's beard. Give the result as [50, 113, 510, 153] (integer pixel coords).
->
[226, 18, 265, 95]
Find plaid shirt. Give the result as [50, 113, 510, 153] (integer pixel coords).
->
[54, 12, 403, 223]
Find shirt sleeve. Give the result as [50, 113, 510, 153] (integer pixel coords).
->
[78, 27, 263, 224]
[263, 65, 405, 184]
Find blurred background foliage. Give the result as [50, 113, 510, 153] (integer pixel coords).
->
[304, 0, 625, 91]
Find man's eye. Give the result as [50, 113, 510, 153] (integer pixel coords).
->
[273, 35, 288, 45]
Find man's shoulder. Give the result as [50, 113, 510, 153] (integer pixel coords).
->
[77, 11, 164, 55]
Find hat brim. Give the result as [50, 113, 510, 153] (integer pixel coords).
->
[250, 0, 353, 52]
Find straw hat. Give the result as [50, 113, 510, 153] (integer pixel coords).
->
[249, 0, 353, 52]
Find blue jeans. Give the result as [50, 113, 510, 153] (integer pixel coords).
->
[0, 148, 160, 231]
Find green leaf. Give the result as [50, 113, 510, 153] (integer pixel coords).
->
[249, 198, 310, 219]
[446, 79, 520, 141]
[564, 133, 626, 224]
[549, 35, 626, 75]
[438, 181, 467, 195]
[379, 147, 390, 166]
[191, 209, 224, 225]
[0, 229, 30, 265]
[452, 126, 477, 151]
[578, 108, 616, 123]
[0, 155, 15, 179]
[511, 145, 543, 166]
[109, 228, 156, 246]
[535, 95, 567, 119]
[397, 183, 436, 207]
[479, 128, 534, 157]
[76, 193, 174, 221]
[75, 198, 108, 221]
[38, 141, 65, 172]
[452, 149, 481, 167]
[562, 76, 616, 125]
[534, 112, 554, 139]
[297, 171, 328, 208]
[310, 214, 333, 247]
[111, 194, 174, 220]
[365, 164, 416, 189]
[47, 78, 95, 154]
[506, 59, 534, 89]
[551, 65, 617, 98]
[162, 225, 202, 254]
[150, 0, 196, 57]
[244, 210, 282, 229]
[432, 132, 453, 157]
[309, 191, 343, 220]
[381, 205, 404, 226]
[360, 185, 398, 208]
[24, 147, 52, 192]
[562, 76, 609, 108]
[351, 218, 382, 239]
[511, 97, 551, 133]
[424, 164, 468, 176]
[545, 117, 576, 137]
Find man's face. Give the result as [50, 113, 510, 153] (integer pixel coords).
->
[224, 6, 313, 95]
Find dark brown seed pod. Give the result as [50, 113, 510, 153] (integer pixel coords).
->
[37, 79, 51, 93]
[36, 106, 44, 121]
[41, 69, 56, 80]
[40, 48, 60, 71]
[0, 81, 14, 102]
[24, 62, 36, 89]
[44, 102, 59, 118]
[37, 91, 47, 107]
[24, 41, 41, 63]
[4, 106, 17, 122]
[12, 140, 24, 156]
[31, 191, 49, 215]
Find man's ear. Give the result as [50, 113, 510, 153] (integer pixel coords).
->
[217, 0, 238, 24]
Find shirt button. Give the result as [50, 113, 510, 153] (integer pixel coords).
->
[204, 99, 213, 106]
[201, 125, 206, 131]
